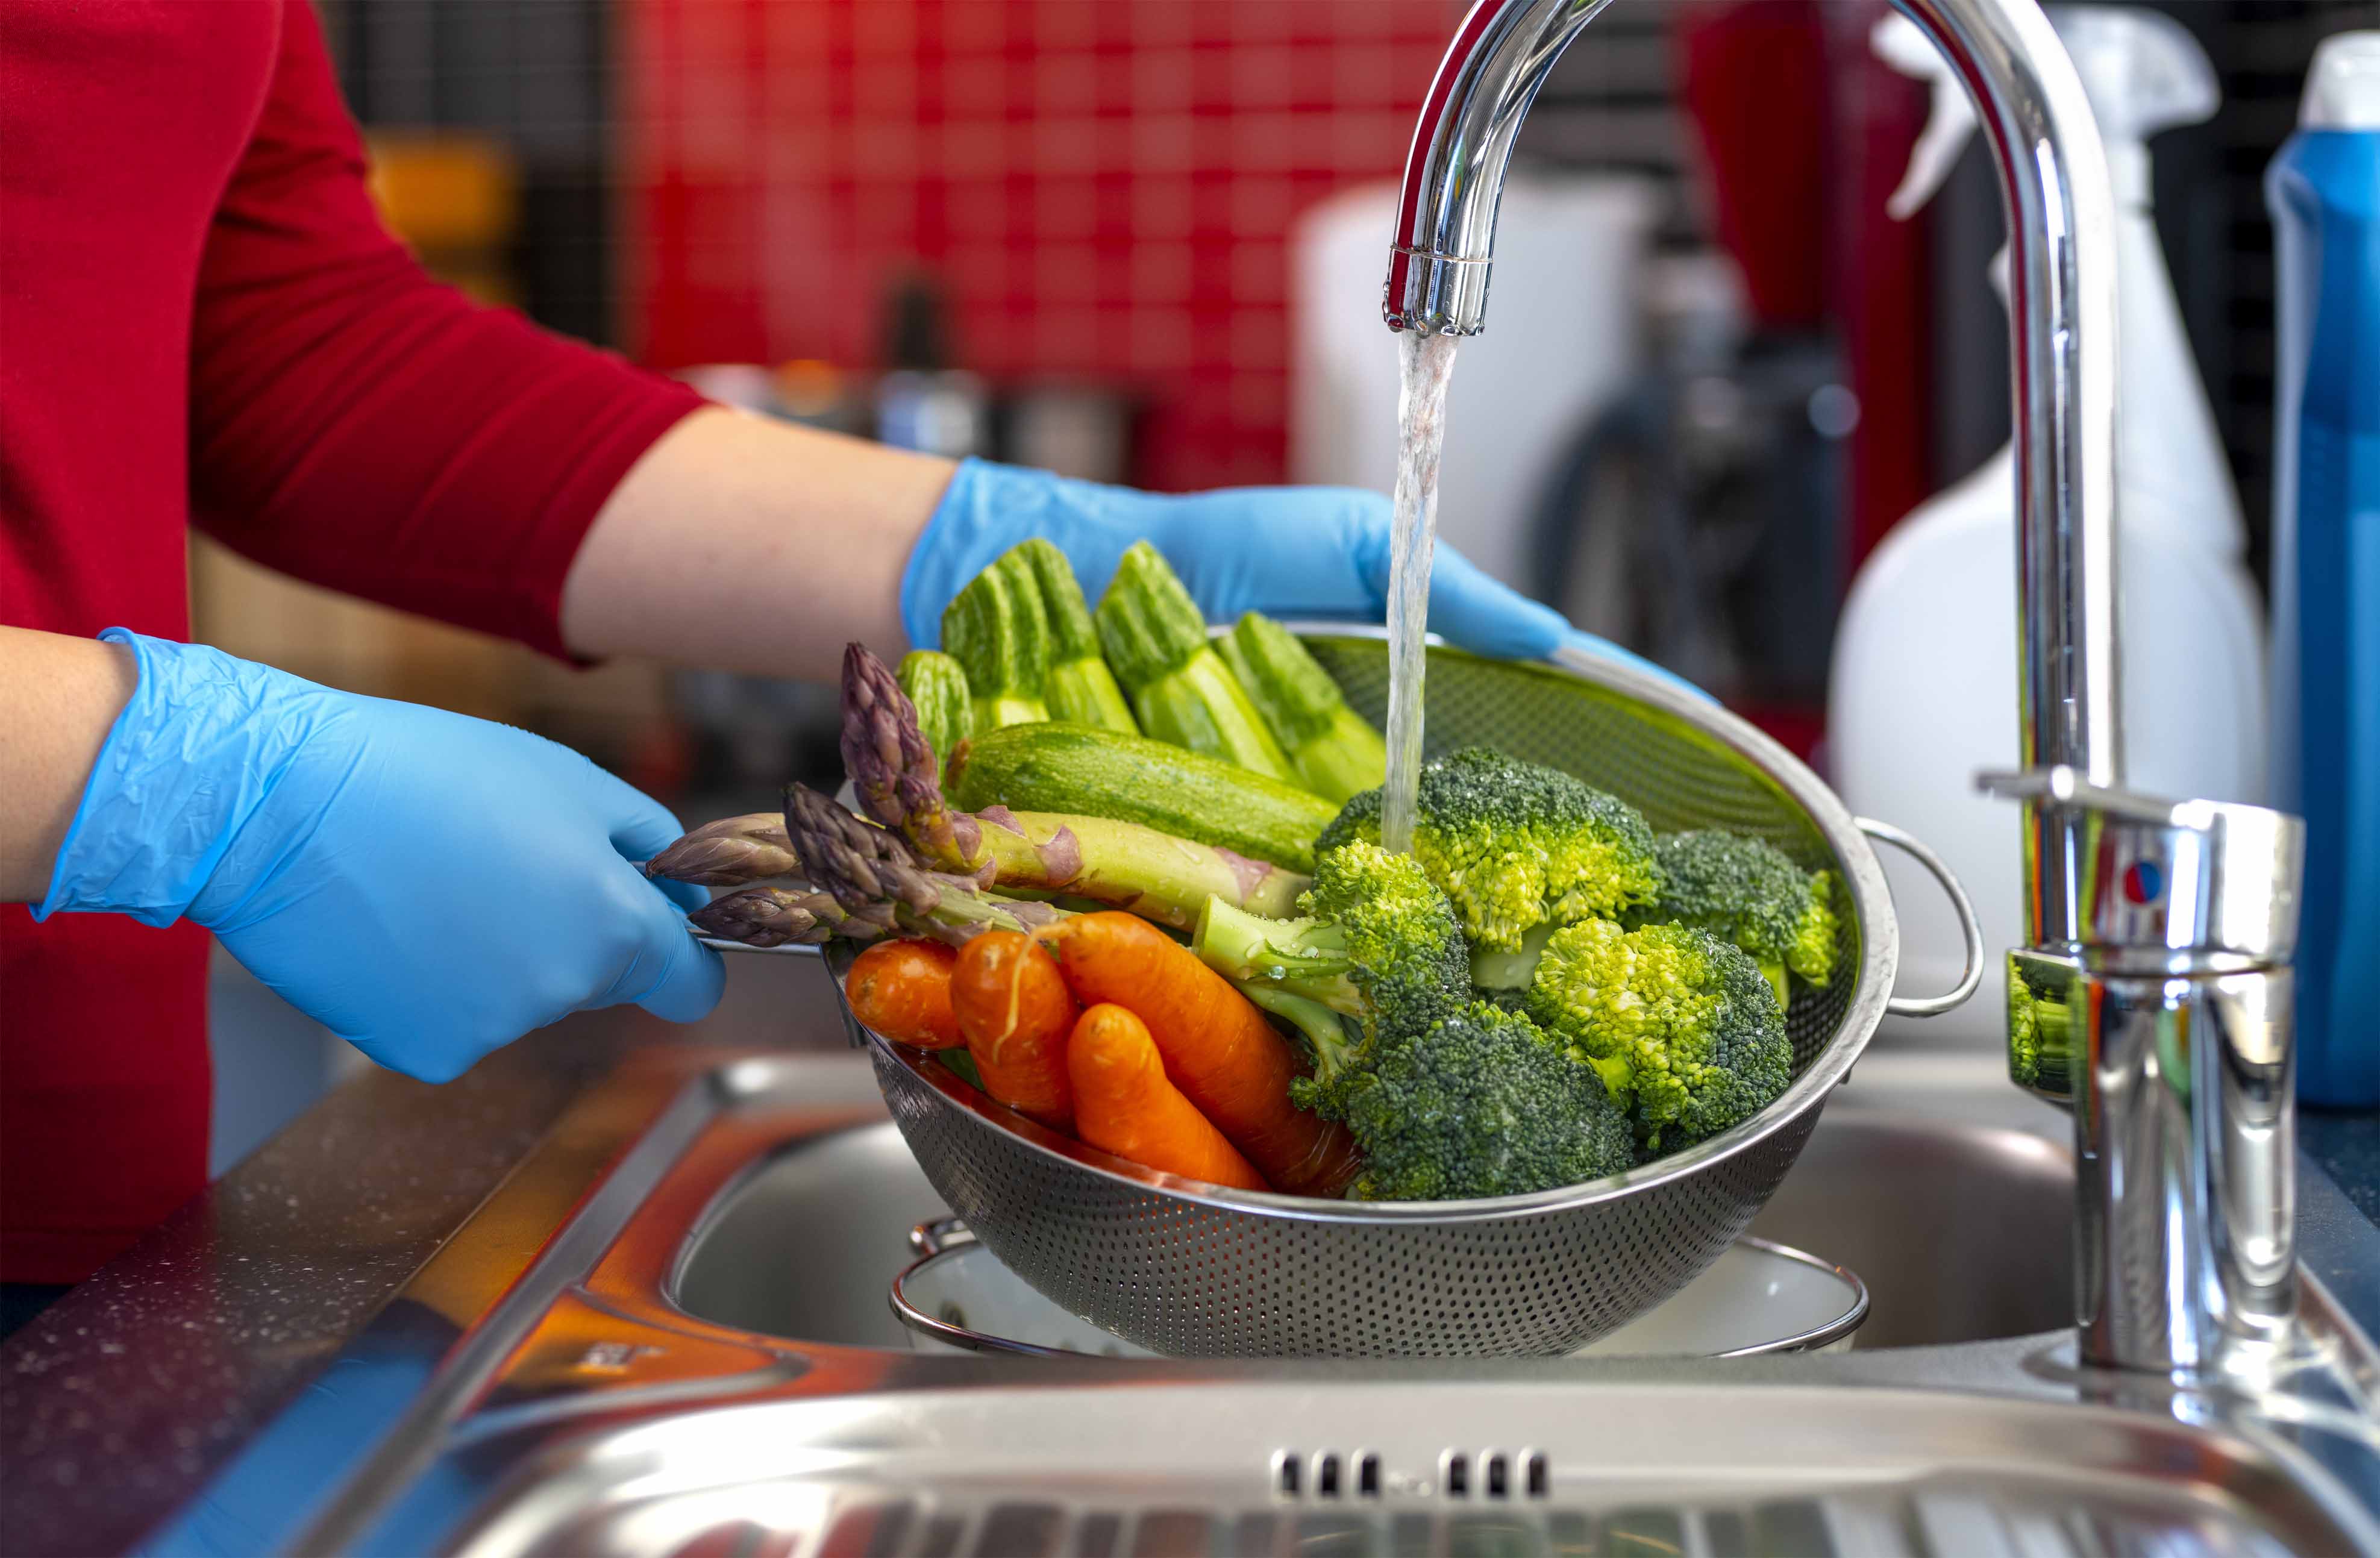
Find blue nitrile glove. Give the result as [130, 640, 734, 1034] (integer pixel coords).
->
[37, 631, 722, 1083]
[901, 458, 1705, 697]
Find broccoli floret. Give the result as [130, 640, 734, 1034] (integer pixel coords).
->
[1318, 748, 1662, 953]
[1636, 830, 1840, 1007]
[1336, 1001, 1638, 1201]
[1194, 840, 1469, 1109]
[1524, 919, 1791, 1155]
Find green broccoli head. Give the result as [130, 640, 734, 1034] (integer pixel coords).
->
[1338, 1001, 1638, 1201]
[1524, 919, 1791, 1155]
[1194, 839, 1469, 1100]
[1318, 748, 1662, 953]
[1639, 830, 1841, 1001]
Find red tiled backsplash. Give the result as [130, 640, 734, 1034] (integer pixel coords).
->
[623, 0, 1459, 490]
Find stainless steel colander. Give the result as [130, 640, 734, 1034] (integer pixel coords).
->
[801, 630, 1981, 1357]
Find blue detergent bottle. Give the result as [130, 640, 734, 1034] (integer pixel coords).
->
[2268, 32, 2380, 1107]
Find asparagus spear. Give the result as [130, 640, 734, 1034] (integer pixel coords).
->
[644, 812, 800, 886]
[843, 641, 983, 875]
[841, 642, 1309, 928]
[688, 886, 870, 948]
[782, 782, 1067, 945]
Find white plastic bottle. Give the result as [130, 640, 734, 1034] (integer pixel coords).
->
[1830, 7, 2268, 1043]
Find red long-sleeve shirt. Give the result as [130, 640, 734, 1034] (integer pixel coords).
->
[0, 1, 704, 1282]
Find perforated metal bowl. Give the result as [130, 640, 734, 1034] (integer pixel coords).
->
[825, 630, 1979, 1357]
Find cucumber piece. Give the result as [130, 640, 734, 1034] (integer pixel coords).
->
[1012, 539, 1138, 734]
[1092, 542, 1295, 780]
[1219, 612, 1388, 804]
[948, 721, 1338, 873]
[897, 649, 974, 777]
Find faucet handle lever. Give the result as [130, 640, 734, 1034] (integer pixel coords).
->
[1978, 766, 2304, 973]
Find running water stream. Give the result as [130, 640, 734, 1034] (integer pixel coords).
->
[1380, 328, 1459, 855]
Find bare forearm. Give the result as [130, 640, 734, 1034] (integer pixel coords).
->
[559, 407, 956, 681]
[0, 627, 137, 902]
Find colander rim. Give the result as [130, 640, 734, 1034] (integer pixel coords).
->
[846, 625, 1897, 1224]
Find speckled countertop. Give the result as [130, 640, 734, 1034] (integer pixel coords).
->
[0, 951, 849, 1558]
[2, 960, 2373, 1556]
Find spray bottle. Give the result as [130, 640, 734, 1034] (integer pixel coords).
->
[2268, 33, 2380, 1106]
[1829, 7, 2267, 1043]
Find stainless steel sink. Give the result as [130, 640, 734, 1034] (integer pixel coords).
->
[151, 1048, 2380, 1556]
[672, 1099, 2078, 1353]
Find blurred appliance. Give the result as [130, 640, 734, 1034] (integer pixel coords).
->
[1832, 9, 2266, 1046]
[1291, 174, 1659, 593]
[997, 384, 1136, 486]
[1527, 255, 1855, 714]
[874, 273, 987, 459]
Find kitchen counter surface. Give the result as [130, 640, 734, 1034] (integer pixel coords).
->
[4, 957, 2374, 1556]
[0, 951, 848, 1558]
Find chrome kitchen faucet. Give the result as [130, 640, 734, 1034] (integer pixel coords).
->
[1384, 0, 2329, 1391]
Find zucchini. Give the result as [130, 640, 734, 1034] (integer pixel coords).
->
[947, 721, 1338, 872]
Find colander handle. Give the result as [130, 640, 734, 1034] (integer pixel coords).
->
[910, 1217, 974, 1257]
[687, 930, 824, 958]
[1857, 818, 1987, 1018]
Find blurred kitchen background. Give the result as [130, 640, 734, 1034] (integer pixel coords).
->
[195, 0, 2371, 1168]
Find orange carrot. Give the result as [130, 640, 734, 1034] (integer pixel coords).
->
[1036, 913, 1360, 1197]
[1068, 1004, 1270, 1192]
[951, 929, 1078, 1129]
[844, 939, 962, 1050]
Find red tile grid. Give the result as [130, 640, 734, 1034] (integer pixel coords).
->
[621, 0, 1460, 490]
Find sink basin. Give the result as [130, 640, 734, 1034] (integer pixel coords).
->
[443, 1381, 2375, 1558]
[162, 1050, 2376, 1557]
[672, 1101, 2076, 1353]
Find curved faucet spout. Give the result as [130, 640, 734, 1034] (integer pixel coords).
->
[1382, 0, 1616, 336]
[1384, 0, 2122, 950]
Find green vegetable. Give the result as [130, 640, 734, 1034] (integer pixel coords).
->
[2006, 961, 2075, 1094]
[1335, 1001, 1638, 1201]
[1013, 539, 1138, 734]
[1523, 919, 1791, 1154]
[1319, 747, 1663, 953]
[1633, 830, 1840, 1007]
[850, 643, 1304, 927]
[941, 550, 1051, 731]
[1217, 613, 1388, 804]
[897, 650, 974, 778]
[1092, 542, 1295, 780]
[1193, 839, 1469, 1110]
[948, 720, 1338, 872]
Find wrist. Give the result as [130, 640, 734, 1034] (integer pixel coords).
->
[900, 458, 1144, 649]
[37, 633, 330, 927]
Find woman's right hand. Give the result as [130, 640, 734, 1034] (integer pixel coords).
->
[36, 631, 722, 1081]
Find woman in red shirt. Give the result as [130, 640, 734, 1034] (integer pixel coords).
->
[0, 1, 1647, 1325]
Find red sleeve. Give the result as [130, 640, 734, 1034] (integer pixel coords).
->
[187, 0, 705, 660]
